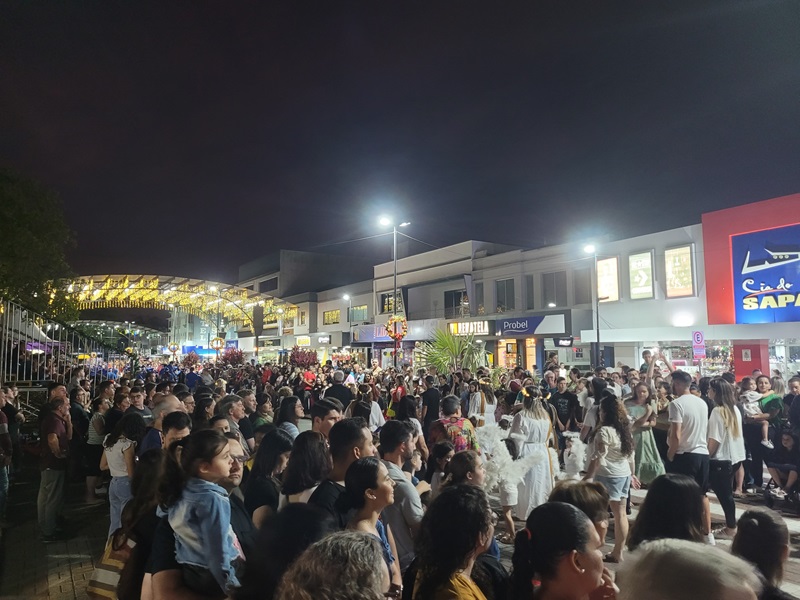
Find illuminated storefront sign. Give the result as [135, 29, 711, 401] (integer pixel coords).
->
[296, 336, 311, 347]
[597, 257, 619, 303]
[665, 245, 695, 298]
[448, 321, 491, 336]
[732, 222, 800, 324]
[702, 194, 800, 325]
[628, 251, 654, 300]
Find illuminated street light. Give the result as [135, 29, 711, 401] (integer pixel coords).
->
[379, 217, 411, 368]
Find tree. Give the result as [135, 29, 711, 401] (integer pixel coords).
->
[221, 347, 244, 367]
[416, 328, 484, 374]
[0, 168, 77, 319]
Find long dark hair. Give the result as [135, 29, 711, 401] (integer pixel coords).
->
[234, 504, 337, 600]
[394, 395, 417, 422]
[425, 440, 455, 483]
[414, 485, 492, 599]
[627, 473, 705, 550]
[118, 448, 165, 544]
[158, 429, 229, 508]
[341, 456, 381, 511]
[104, 412, 147, 449]
[511, 502, 593, 597]
[275, 395, 300, 427]
[251, 428, 294, 481]
[192, 395, 215, 427]
[281, 431, 331, 496]
[596, 394, 633, 456]
[731, 508, 789, 586]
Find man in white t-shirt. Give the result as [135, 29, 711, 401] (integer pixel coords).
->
[667, 370, 712, 541]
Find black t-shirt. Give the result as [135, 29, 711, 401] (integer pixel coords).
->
[243, 475, 280, 516]
[1, 403, 20, 438]
[421, 388, 441, 431]
[238, 415, 255, 443]
[550, 392, 580, 430]
[230, 494, 257, 561]
[308, 479, 348, 530]
[325, 384, 354, 406]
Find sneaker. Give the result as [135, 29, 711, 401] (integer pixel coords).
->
[712, 527, 736, 540]
[94, 486, 108, 496]
[761, 440, 774, 449]
[705, 533, 716, 546]
[771, 488, 787, 499]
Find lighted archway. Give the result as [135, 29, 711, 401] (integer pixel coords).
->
[63, 274, 296, 331]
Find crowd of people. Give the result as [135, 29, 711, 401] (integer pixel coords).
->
[2, 349, 800, 599]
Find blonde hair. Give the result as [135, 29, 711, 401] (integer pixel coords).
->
[617, 538, 761, 600]
[521, 386, 550, 421]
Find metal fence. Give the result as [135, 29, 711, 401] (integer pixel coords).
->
[0, 298, 120, 394]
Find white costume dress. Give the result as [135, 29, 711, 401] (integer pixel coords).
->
[511, 413, 556, 520]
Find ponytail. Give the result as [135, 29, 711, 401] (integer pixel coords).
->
[510, 502, 592, 600]
[158, 429, 228, 508]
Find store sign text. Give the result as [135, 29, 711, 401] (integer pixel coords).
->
[733, 223, 800, 323]
[449, 321, 490, 336]
[496, 316, 545, 336]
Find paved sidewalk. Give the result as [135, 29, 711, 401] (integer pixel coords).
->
[0, 467, 109, 600]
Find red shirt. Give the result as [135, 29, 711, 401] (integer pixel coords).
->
[40, 412, 69, 471]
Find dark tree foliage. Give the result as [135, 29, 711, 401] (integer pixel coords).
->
[0, 168, 78, 319]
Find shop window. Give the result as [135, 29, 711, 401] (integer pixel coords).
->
[349, 304, 368, 322]
[323, 309, 340, 325]
[573, 267, 591, 305]
[379, 292, 402, 314]
[665, 245, 695, 298]
[542, 271, 567, 308]
[496, 279, 515, 312]
[525, 275, 535, 310]
[444, 289, 469, 319]
[474, 282, 485, 315]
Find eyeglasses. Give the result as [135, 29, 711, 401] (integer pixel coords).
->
[231, 456, 246, 464]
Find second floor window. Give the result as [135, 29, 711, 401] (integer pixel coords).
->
[444, 290, 469, 319]
[323, 309, 340, 325]
[496, 279, 515, 312]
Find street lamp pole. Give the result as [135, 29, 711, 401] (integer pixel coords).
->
[380, 217, 409, 370]
[584, 244, 601, 368]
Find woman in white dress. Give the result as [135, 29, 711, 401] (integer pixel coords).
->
[510, 386, 557, 520]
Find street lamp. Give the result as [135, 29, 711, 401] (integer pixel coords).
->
[378, 217, 410, 368]
[583, 244, 601, 368]
[343, 294, 352, 346]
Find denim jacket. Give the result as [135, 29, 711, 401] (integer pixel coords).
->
[168, 478, 243, 593]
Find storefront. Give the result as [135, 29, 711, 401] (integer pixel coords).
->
[447, 319, 495, 367]
[494, 314, 569, 371]
[352, 319, 442, 368]
[703, 194, 800, 377]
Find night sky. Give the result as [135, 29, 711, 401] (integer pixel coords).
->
[2, 1, 799, 283]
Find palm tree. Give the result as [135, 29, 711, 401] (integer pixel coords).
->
[416, 328, 483, 374]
